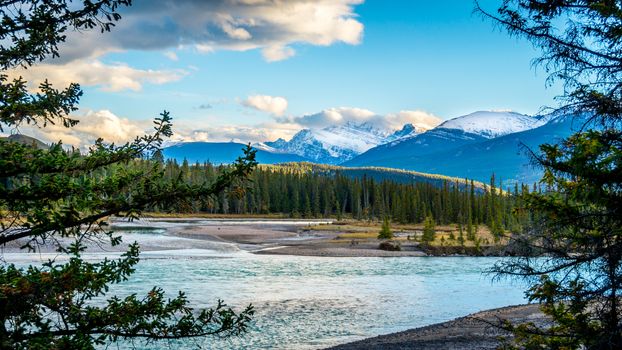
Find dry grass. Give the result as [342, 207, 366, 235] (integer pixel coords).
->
[429, 225, 508, 247]
[310, 220, 507, 248]
[335, 232, 378, 239]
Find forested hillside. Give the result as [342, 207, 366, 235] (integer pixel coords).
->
[152, 160, 532, 237]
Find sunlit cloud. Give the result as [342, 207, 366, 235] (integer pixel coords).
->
[54, 0, 365, 63]
[9, 60, 186, 92]
[242, 95, 288, 116]
[9, 105, 441, 151]
[11, 110, 151, 149]
[281, 107, 443, 132]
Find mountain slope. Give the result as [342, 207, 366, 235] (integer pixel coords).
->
[1, 134, 48, 149]
[383, 123, 418, 143]
[162, 142, 309, 164]
[265, 122, 392, 164]
[343, 127, 488, 167]
[263, 162, 489, 192]
[265, 121, 439, 164]
[344, 113, 587, 184]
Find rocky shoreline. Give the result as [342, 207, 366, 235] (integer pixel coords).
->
[326, 304, 548, 350]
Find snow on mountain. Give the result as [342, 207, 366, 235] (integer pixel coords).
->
[382, 123, 420, 144]
[252, 142, 281, 153]
[345, 111, 590, 184]
[266, 121, 401, 164]
[344, 127, 488, 168]
[438, 111, 545, 139]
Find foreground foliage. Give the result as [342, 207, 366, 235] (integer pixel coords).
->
[0, 1, 256, 348]
[479, 1, 622, 348]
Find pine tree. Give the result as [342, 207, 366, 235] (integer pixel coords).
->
[466, 211, 475, 241]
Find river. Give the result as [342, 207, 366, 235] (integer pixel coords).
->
[5, 219, 528, 349]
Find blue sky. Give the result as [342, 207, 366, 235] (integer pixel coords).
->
[12, 0, 562, 147]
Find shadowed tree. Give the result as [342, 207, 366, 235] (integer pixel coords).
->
[477, 1, 622, 348]
[0, 1, 256, 349]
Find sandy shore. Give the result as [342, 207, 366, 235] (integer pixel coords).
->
[327, 304, 548, 350]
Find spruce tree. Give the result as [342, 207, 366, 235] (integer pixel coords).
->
[378, 216, 393, 240]
[0, 2, 256, 348]
[458, 223, 465, 246]
[479, 1, 622, 348]
[422, 215, 436, 243]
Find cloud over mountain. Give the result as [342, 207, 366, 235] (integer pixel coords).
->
[10, 105, 441, 152]
[284, 107, 442, 131]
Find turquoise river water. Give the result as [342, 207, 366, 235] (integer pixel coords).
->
[5, 221, 528, 349]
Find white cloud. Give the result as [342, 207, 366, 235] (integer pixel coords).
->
[171, 121, 299, 144]
[164, 51, 179, 61]
[8, 60, 186, 92]
[8, 106, 442, 152]
[11, 109, 298, 150]
[262, 45, 296, 62]
[382, 110, 443, 131]
[5, 1, 364, 93]
[14, 110, 151, 149]
[283, 107, 442, 132]
[54, 0, 364, 63]
[242, 95, 288, 116]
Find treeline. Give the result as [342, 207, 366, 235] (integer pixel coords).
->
[149, 160, 532, 234]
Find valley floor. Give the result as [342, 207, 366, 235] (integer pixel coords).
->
[153, 217, 510, 257]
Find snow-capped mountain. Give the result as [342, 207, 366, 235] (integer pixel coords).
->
[438, 111, 545, 139]
[265, 121, 396, 164]
[345, 112, 589, 184]
[343, 127, 488, 168]
[383, 123, 418, 143]
[266, 110, 548, 165]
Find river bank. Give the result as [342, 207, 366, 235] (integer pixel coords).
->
[327, 303, 548, 350]
[1, 217, 514, 258]
[130, 217, 512, 257]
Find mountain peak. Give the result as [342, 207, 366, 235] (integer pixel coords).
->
[438, 110, 543, 139]
[382, 123, 418, 144]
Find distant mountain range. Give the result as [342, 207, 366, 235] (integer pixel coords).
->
[344, 111, 586, 185]
[263, 121, 432, 164]
[162, 110, 590, 185]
